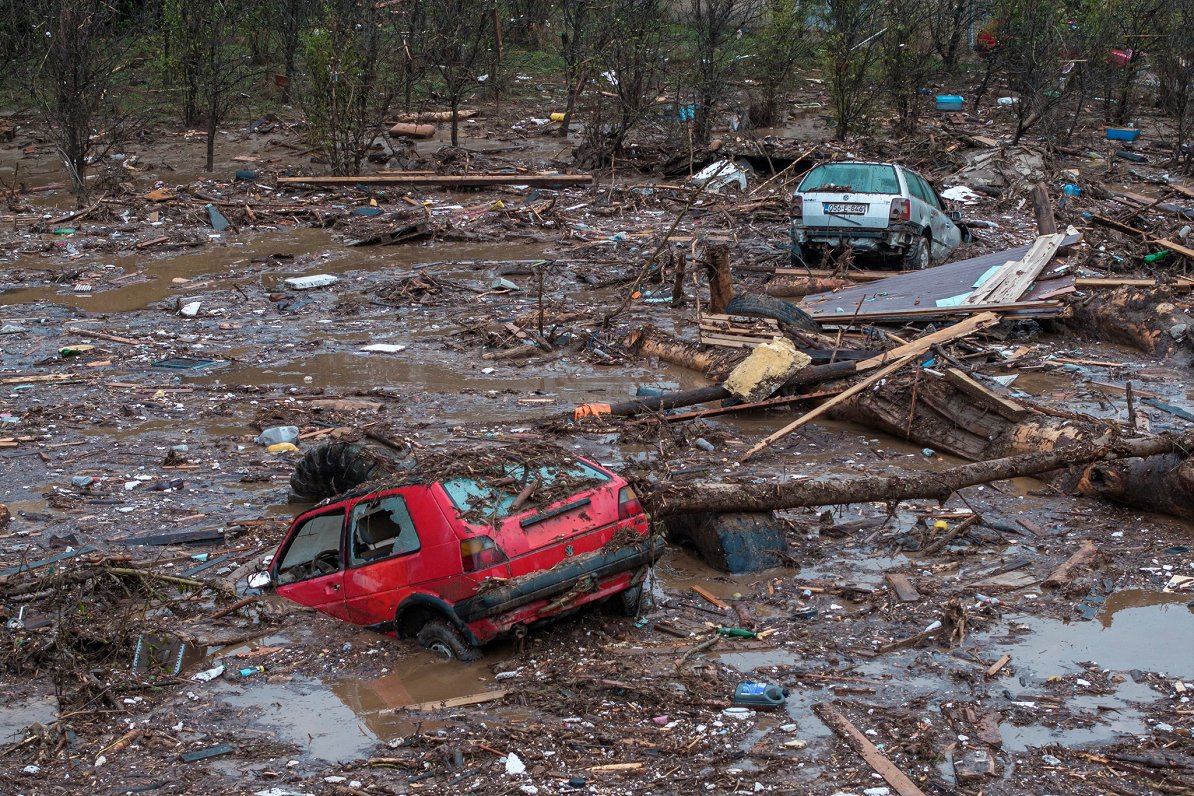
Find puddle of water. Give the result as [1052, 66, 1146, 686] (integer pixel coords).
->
[218, 641, 496, 761]
[1006, 590, 1194, 677]
[998, 680, 1156, 752]
[0, 229, 332, 311]
[0, 694, 57, 742]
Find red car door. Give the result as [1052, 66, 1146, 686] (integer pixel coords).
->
[342, 486, 465, 627]
[273, 508, 351, 622]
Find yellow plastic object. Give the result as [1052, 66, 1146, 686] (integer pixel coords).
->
[268, 442, 299, 453]
[550, 112, 566, 122]
[933, 520, 950, 531]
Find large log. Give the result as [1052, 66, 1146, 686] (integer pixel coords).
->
[1066, 287, 1194, 363]
[644, 432, 1194, 516]
[765, 276, 850, 298]
[1078, 453, 1194, 517]
[624, 325, 746, 380]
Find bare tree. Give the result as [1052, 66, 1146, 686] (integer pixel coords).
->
[984, 0, 1072, 144]
[748, 0, 813, 128]
[277, 0, 316, 105]
[27, 0, 142, 204]
[682, 0, 760, 145]
[557, 0, 597, 137]
[298, 0, 399, 174]
[422, 0, 495, 146]
[820, 0, 885, 140]
[878, 0, 937, 133]
[928, 0, 974, 74]
[577, 0, 668, 167]
[1155, 0, 1194, 172]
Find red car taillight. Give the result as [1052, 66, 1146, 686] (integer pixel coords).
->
[889, 197, 911, 222]
[460, 536, 509, 572]
[790, 194, 803, 221]
[618, 487, 643, 520]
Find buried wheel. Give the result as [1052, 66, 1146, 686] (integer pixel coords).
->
[416, 619, 481, 662]
[902, 234, 931, 270]
[617, 584, 644, 617]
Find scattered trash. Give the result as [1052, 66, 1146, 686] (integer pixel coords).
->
[691, 159, 747, 193]
[255, 426, 299, 446]
[284, 274, 340, 290]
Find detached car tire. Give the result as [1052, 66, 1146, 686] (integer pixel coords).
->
[417, 619, 482, 662]
[289, 442, 383, 502]
[903, 234, 931, 270]
[725, 293, 822, 336]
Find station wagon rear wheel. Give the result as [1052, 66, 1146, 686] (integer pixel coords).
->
[416, 619, 481, 662]
[903, 234, 931, 270]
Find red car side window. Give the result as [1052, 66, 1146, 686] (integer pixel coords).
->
[349, 495, 421, 567]
[276, 510, 345, 585]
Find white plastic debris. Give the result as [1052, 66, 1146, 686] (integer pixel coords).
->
[505, 752, 527, 775]
[284, 274, 339, 290]
[691, 159, 748, 193]
[360, 343, 407, 353]
[192, 664, 225, 682]
[940, 185, 983, 204]
[179, 301, 202, 317]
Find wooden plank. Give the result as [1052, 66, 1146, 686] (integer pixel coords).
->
[0, 373, 77, 384]
[278, 173, 592, 188]
[402, 689, 510, 712]
[813, 704, 929, 796]
[964, 233, 1065, 305]
[742, 353, 918, 461]
[700, 313, 780, 327]
[985, 654, 1012, 678]
[691, 585, 730, 610]
[853, 312, 1001, 372]
[813, 301, 1061, 323]
[775, 267, 895, 281]
[943, 368, 1030, 420]
[885, 574, 922, 602]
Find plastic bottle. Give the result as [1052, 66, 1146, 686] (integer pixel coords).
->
[237, 665, 265, 679]
[732, 682, 789, 708]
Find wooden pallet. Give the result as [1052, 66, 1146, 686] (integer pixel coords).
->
[698, 313, 782, 349]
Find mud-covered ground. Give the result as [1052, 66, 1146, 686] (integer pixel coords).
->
[2, 82, 1193, 796]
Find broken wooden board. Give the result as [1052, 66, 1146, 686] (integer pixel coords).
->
[813, 703, 928, 796]
[964, 233, 1066, 306]
[401, 689, 510, 712]
[943, 368, 1030, 421]
[884, 573, 922, 602]
[278, 173, 593, 189]
[0, 544, 101, 578]
[115, 528, 226, 546]
[698, 313, 781, 349]
[853, 313, 1001, 372]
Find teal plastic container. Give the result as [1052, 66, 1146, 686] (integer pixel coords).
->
[733, 682, 789, 708]
[936, 95, 964, 111]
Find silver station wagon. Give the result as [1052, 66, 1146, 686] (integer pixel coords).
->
[790, 161, 965, 269]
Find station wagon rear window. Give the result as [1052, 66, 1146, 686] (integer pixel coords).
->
[442, 461, 610, 522]
[799, 163, 900, 194]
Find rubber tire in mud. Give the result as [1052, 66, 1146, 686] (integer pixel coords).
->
[618, 584, 644, 617]
[724, 293, 822, 335]
[417, 619, 482, 662]
[903, 234, 931, 270]
[288, 442, 382, 502]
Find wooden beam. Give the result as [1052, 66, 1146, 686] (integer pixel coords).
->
[813, 704, 929, 796]
[811, 301, 1061, 323]
[853, 312, 1001, 372]
[943, 368, 1030, 420]
[278, 173, 592, 188]
[742, 353, 918, 461]
[1031, 182, 1058, 235]
[401, 689, 510, 711]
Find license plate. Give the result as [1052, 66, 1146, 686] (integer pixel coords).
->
[824, 202, 866, 214]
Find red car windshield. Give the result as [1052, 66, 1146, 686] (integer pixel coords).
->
[441, 460, 609, 523]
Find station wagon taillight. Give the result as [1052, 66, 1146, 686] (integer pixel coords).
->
[889, 197, 911, 222]
[617, 487, 643, 520]
[460, 536, 509, 572]
[790, 194, 803, 221]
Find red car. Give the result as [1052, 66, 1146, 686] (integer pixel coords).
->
[266, 448, 659, 660]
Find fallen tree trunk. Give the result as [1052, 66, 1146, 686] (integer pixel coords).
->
[644, 431, 1194, 516]
[1078, 453, 1194, 517]
[1066, 287, 1194, 364]
[624, 325, 745, 380]
[764, 276, 850, 299]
